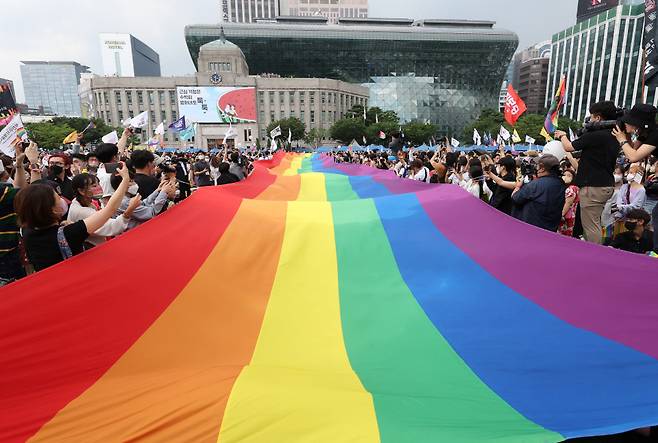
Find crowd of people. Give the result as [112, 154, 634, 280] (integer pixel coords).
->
[330, 101, 658, 256]
[2, 100, 657, 286]
[0, 127, 271, 284]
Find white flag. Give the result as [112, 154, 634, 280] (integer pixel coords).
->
[0, 114, 27, 157]
[130, 111, 149, 128]
[122, 118, 132, 128]
[223, 124, 238, 144]
[473, 128, 482, 145]
[154, 122, 165, 135]
[288, 128, 292, 144]
[569, 127, 577, 142]
[270, 137, 278, 151]
[499, 125, 511, 141]
[270, 125, 282, 139]
[101, 130, 119, 144]
[450, 137, 460, 148]
[525, 135, 536, 145]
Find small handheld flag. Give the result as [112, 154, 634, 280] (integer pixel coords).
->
[102, 131, 119, 144]
[270, 126, 282, 139]
[512, 129, 522, 144]
[504, 84, 527, 126]
[169, 116, 186, 133]
[545, 75, 566, 133]
[63, 131, 78, 145]
[451, 137, 460, 148]
[540, 127, 554, 142]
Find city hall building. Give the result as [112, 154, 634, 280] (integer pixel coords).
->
[185, 17, 518, 135]
[81, 36, 368, 149]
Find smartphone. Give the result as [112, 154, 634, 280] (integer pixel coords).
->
[132, 127, 142, 134]
[105, 163, 120, 174]
[21, 141, 30, 149]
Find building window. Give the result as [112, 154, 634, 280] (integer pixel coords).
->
[172, 110, 177, 121]
[118, 110, 123, 122]
[161, 110, 166, 122]
[115, 91, 122, 106]
[138, 91, 144, 105]
[209, 62, 232, 72]
[169, 90, 176, 104]
[127, 92, 133, 105]
[148, 90, 155, 104]
[158, 91, 165, 104]
[310, 110, 315, 123]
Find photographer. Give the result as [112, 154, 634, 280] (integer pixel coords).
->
[612, 103, 658, 250]
[511, 154, 566, 232]
[555, 101, 620, 244]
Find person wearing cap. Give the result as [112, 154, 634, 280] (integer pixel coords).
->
[555, 101, 620, 244]
[612, 103, 658, 251]
[511, 154, 566, 232]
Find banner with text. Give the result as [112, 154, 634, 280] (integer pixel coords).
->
[176, 87, 256, 124]
[645, 0, 658, 87]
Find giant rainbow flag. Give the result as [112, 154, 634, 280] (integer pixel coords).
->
[2, 153, 658, 442]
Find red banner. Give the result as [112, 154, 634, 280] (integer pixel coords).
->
[504, 84, 527, 127]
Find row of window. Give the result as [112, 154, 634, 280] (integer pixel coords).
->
[257, 90, 365, 108]
[96, 89, 177, 108]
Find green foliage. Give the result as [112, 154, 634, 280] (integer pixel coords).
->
[304, 127, 328, 148]
[402, 122, 437, 146]
[463, 108, 583, 146]
[22, 117, 119, 150]
[364, 121, 398, 145]
[347, 105, 399, 126]
[330, 118, 366, 144]
[266, 117, 306, 142]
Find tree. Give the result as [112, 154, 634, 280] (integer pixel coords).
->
[24, 122, 76, 149]
[364, 121, 398, 145]
[266, 117, 305, 142]
[402, 122, 437, 146]
[304, 127, 328, 148]
[347, 104, 399, 126]
[330, 118, 366, 144]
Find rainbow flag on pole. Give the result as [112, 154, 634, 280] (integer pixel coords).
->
[2, 153, 658, 442]
[545, 74, 567, 133]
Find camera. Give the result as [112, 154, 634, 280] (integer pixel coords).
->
[520, 158, 537, 178]
[577, 107, 626, 136]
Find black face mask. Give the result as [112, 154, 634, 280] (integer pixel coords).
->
[49, 165, 64, 176]
[625, 221, 638, 232]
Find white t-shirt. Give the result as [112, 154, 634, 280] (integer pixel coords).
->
[413, 167, 431, 183]
[97, 164, 114, 198]
[67, 199, 129, 246]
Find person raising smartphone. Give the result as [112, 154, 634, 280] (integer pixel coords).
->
[14, 162, 132, 272]
[612, 103, 658, 251]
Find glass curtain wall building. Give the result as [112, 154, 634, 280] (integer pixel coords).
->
[186, 18, 518, 134]
[546, 2, 650, 122]
[20, 61, 90, 116]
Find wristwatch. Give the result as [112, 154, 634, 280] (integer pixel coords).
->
[619, 140, 628, 148]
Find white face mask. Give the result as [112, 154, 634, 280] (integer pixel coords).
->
[614, 174, 623, 184]
[127, 184, 139, 196]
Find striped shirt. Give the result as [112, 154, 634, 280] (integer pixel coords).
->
[0, 184, 19, 258]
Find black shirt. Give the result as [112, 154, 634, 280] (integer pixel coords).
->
[193, 161, 213, 187]
[610, 230, 654, 254]
[133, 173, 160, 200]
[571, 129, 619, 187]
[22, 220, 89, 272]
[217, 172, 240, 185]
[490, 172, 516, 215]
[512, 175, 566, 232]
[49, 175, 75, 201]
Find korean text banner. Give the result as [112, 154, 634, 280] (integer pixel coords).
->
[177, 86, 256, 124]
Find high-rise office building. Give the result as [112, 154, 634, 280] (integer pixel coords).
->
[20, 61, 90, 116]
[282, 0, 368, 24]
[219, 0, 281, 23]
[99, 33, 161, 77]
[510, 42, 551, 114]
[546, 2, 649, 121]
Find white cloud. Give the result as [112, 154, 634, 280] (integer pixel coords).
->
[0, 0, 577, 103]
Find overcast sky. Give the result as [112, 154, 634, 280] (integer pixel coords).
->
[0, 0, 577, 103]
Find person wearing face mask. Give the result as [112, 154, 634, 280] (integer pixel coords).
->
[511, 154, 566, 232]
[559, 168, 580, 237]
[610, 208, 654, 254]
[486, 156, 518, 215]
[601, 165, 626, 243]
[613, 164, 647, 224]
[67, 173, 141, 247]
[110, 170, 175, 230]
[555, 101, 620, 244]
[192, 154, 213, 188]
[14, 162, 131, 273]
[47, 153, 74, 202]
